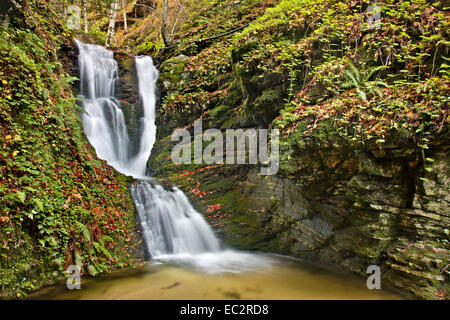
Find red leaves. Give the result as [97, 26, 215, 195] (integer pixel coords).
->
[171, 164, 221, 179]
[63, 192, 83, 209]
[189, 181, 213, 198]
[435, 289, 447, 298]
[206, 203, 221, 213]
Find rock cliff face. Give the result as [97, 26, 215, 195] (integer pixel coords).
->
[144, 53, 449, 299]
[149, 114, 449, 299]
[139, 0, 449, 299]
[219, 139, 449, 299]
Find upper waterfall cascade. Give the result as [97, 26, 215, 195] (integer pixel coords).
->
[76, 40, 158, 178]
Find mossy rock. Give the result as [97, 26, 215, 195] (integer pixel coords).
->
[231, 39, 259, 65]
[248, 89, 285, 125]
[157, 54, 190, 95]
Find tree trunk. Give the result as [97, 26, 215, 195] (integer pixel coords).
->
[62, 0, 67, 22]
[122, 0, 127, 33]
[82, 0, 88, 33]
[105, 0, 120, 47]
[161, 0, 171, 46]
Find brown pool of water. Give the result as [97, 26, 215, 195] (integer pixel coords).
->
[30, 256, 403, 300]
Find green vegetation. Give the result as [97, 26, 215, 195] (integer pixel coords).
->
[340, 61, 388, 101]
[0, 0, 448, 300]
[0, 1, 135, 299]
[147, 0, 448, 145]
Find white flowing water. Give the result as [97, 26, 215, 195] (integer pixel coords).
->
[75, 40, 274, 273]
[129, 56, 158, 177]
[76, 40, 130, 174]
[76, 41, 159, 178]
[130, 182, 221, 257]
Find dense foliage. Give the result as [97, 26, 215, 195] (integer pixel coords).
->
[139, 0, 449, 195]
[0, 1, 135, 298]
[157, 0, 449, 141]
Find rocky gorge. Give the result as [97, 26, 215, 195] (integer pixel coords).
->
[74, 0, 450, 299]
[139, 0, 450, 298]
[147, 66, 450, 298]
[1, 0, 448, 300]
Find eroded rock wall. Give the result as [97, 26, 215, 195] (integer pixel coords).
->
[148, 117, 449, 299]
[222, 141, 449, 299]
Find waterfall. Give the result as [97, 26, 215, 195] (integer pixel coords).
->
[131, 182, 221, 257]
[76, 40, 274, 273]
[76, 41, 159, 178]
[130, 56, 158, 177]
[76, 40, 131, 174]
[76, 40, 221, 253]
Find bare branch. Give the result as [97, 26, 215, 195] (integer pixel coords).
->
[10, 0, 22, 10]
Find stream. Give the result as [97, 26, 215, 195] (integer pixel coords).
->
[32, 41, 403, 300]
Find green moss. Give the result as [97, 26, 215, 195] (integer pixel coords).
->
[223, 81, 243, 107]
[0, 2, 136, 299]
[209, 104, 229, 118]
[157, 55, 190, 94]
[252, 89, 284, 110]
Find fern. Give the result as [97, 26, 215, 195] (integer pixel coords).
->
[94, 241, 113, 259]
[340, 60, 388, 101]
[92, 236, 115, 260]
[364, 65, 386, 82]
[75, 221, 91, 242]
[356, 88, 367, 101]
[74, 251, 83, 268]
